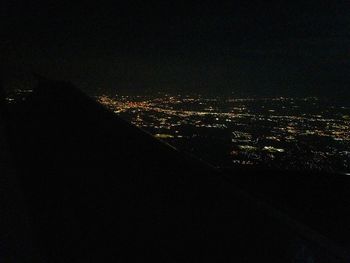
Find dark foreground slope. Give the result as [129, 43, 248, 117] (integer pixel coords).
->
[2, 79, 349, 262]
[226, 167, 350, 249]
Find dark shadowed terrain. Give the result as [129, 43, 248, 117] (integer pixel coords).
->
[1, 79, 350, 262]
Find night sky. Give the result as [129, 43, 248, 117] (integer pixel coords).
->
[1, 0, 349, 98]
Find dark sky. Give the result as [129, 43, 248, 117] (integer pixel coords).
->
[1, 0, 349, 98]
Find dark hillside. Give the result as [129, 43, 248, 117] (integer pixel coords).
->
[2, 78, 348, 262]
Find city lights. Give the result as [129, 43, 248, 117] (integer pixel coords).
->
[96, 94, 350, 173]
